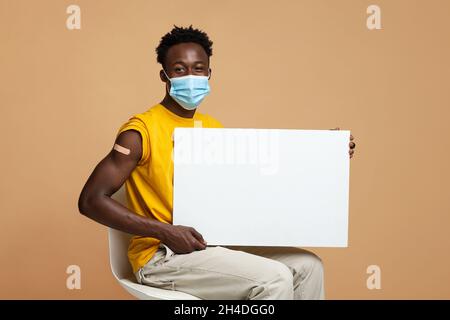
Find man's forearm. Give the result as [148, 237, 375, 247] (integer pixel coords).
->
[78, 195, 170, 240]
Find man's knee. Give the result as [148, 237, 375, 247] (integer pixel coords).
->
[260, 261, 294, 299]
[273, 261, 294, 288]
[297, 251, 324, 279]
[231, 253, 294, 299]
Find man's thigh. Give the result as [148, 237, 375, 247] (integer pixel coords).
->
[136, 245, 291, 300]
[223, 246, 323, 275]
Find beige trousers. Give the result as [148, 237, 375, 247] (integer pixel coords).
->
[135, 243, 325, 300]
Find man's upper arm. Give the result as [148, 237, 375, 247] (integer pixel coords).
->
[79, 130, 143, 204]
[111, 129, 143, 173]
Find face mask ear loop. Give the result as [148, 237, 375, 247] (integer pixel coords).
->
[162, 68, 171, 92]
[162, 68, 171, 81]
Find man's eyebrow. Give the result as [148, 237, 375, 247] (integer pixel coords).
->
[172, 60, 206, 66]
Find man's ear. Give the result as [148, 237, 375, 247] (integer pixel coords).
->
[160, 69, 169, 82]
[208, 68, 212, 80]
[160, 69, 170, 93]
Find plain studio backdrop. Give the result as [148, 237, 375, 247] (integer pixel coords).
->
[0, 0, 449, 299]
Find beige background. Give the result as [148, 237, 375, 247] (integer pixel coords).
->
[1, 0, 449, 299]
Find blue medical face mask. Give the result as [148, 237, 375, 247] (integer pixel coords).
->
[163, 69, 211, 110]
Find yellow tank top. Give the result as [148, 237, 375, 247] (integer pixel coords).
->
[116, 103, 223, 273]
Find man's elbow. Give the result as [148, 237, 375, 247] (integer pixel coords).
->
[78, 192, 92, 216]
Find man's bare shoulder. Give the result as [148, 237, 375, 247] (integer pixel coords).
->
[112, 129, 143, 163]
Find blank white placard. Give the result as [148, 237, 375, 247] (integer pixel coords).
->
[173, 128, 350, 247]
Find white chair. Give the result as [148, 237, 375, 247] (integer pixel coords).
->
[109, 186, 201, 300]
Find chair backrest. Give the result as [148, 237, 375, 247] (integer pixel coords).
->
[108, 186, 134, 280]
[107, 186, 202, 300]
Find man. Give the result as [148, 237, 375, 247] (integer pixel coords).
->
[78, 25, 356, 300]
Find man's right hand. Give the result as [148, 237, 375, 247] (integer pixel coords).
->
[161, 224, 207, 254]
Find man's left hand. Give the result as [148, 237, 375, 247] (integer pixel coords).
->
[330, 127, 356, 159]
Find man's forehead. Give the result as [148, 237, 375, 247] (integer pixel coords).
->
[165, 42, 208, 64]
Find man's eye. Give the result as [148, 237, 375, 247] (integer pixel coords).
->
[175, 67, 184, 72]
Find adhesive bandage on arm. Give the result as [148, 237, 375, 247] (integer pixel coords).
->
[113, 143, 130, 155]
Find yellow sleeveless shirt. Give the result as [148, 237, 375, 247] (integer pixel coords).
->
[116, 103, 223, 273]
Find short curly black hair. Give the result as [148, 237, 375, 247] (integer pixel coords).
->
[156, 25, 213, 67]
